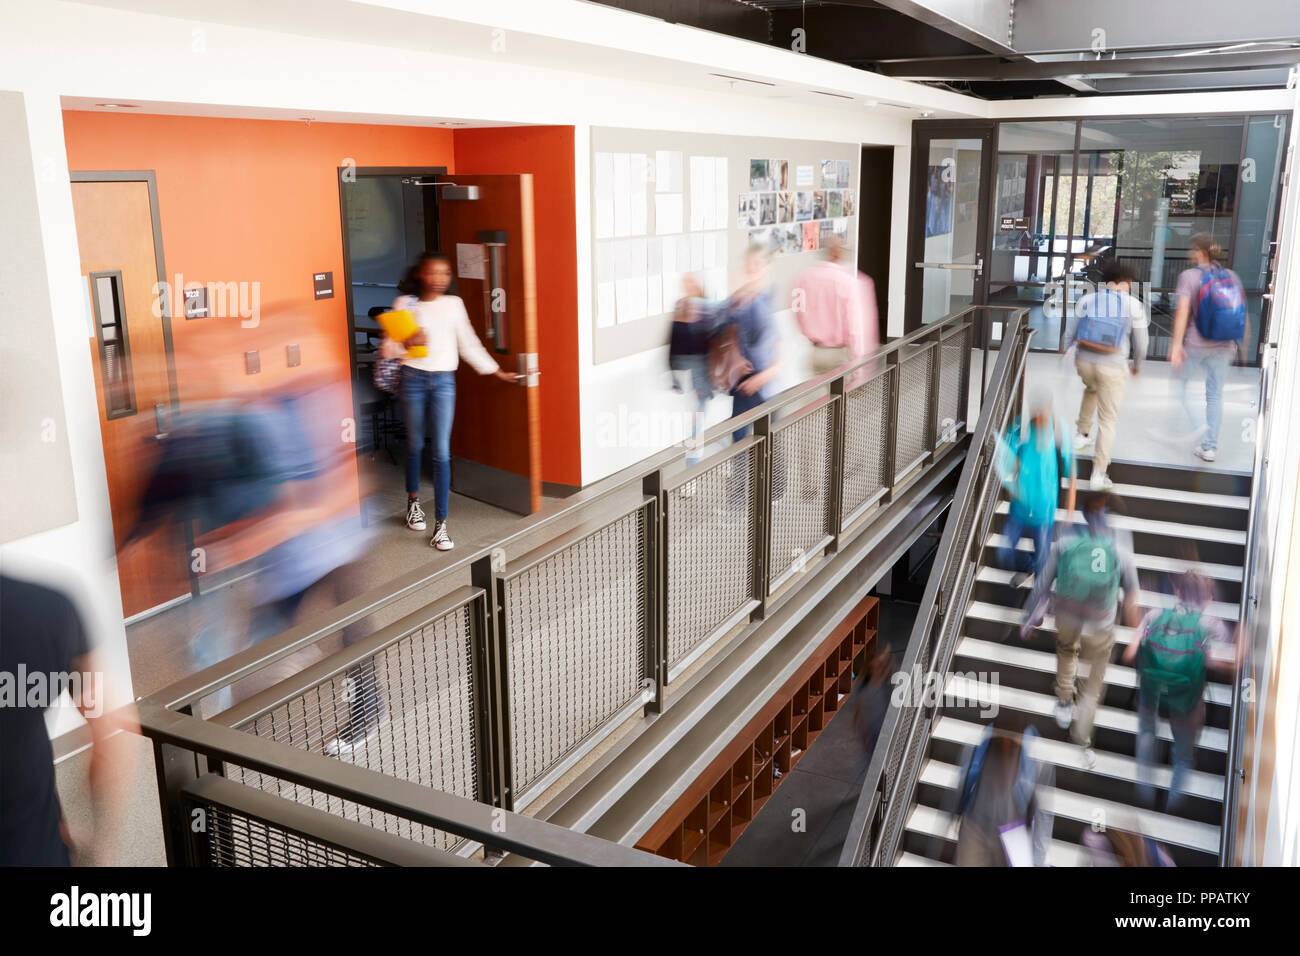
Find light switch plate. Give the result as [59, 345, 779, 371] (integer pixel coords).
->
[245, 350, 260, 374]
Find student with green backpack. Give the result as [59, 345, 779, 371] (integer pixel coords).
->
[1122, 570, 1234, 813]
[1021, 492, 1140, 769]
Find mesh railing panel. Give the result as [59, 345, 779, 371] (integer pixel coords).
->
[768, 403, 834, 589]
[503, 507, 649, 801]
[936, 327, 969, 447]
[226, 602, 477, 853]
[895, 347, 935, 479]
[666, 447, 758, 672]
[196, 801, 384, 867]
[841, 369, 892, 529]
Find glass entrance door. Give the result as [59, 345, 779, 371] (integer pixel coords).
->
[906, 125, 994, 333]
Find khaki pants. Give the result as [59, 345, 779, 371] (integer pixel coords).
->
[810, 345, 850, 376]
[1055, 618, 1115, 749]
[1075, 360, 1128, 476]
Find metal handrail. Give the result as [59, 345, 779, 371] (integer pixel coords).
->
[1219, 340, 1275, 864]
[145, 306, 988, 715]
[135, 304, 1001, 866]
[838, 308, 1034, 867]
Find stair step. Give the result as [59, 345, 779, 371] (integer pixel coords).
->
[1060, 477, 1248, 511]
[942, 674, 1230, 753]
[917, 759, 1221, 855]
[952, 635, 1233, 707]
[897, 851, 949, 867]
[985, 534, 1243, 584]
[931, 715, 1226, 802]
[964, 601, 1238, 665]
[975, 565, 1241, 622]
[993, 500, 1247, 546]
[903, 803, 1089, 867]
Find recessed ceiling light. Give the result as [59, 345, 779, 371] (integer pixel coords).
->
[920, 110, 935, 117]
[94, 103, 139, 109]
[810, 89, 854, 100]
[864, 100, 879, 108]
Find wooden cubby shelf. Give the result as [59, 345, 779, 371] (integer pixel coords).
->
[635, 596, 879, 864]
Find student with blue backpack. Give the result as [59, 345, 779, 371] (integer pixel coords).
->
[1065, 257, 1149, 491]
[1122, 570, 1235, 813]
[1170, 233, 1248, 463]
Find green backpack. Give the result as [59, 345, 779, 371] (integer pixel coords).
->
[1137, 608, 1208, 714]
[1056, 532, 1120, 610]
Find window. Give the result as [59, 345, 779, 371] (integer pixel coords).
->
[90, 271, 136, 418]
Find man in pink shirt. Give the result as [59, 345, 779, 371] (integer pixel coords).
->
[792, 237, 880, 379]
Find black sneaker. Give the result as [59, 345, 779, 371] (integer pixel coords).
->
[405, 498, 426, 531]
[430, 519, 454, 551]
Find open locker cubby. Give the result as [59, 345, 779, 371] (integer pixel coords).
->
[635, 595, 878, 864]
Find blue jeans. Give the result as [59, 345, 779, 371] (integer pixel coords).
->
[402, 367, 456, 520]
[997, 513, 1051, 577]
[1177, 348, 1231, 451]
[671, 355, 713, 464]
[1137, 691, 1203, 814]
[730, 383, 770, 443]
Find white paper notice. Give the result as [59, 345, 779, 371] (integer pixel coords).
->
[690, 233, 704, 271]
[688, 157, 703, 232]
[714, 157, 728, 230]
[613, 153, 632, 237]
[629, 153, 648, 235]
[625, 238, 648, 323]
[596, 243, 616, 329]
[647, 238, 663, 315]
[595, 152, 615, 239]
[655, 194, 683, 235]
[796, 164, 814, 187]
[655, 150, 683, 193]
[456, 243, 485, 280]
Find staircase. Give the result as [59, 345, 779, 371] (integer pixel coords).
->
[895, 457, 1250, 867]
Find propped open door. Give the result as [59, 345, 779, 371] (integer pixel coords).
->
[439, 174, 542, 514]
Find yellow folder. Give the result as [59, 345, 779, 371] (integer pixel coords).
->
[378, 309, 426, 358]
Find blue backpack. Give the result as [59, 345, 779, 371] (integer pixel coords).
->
[1194, 266, 1247, 342]
[1075, 289, 1129, 353]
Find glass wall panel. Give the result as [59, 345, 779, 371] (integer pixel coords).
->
[1077, 116, 1244, 293]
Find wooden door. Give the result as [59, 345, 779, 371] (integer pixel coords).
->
[71, 179, 189, 618]
[439, 174, 541, 514]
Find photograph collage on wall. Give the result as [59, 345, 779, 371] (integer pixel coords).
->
[741, 158, 854, 257]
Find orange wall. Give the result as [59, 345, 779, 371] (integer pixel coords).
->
[453, 125, 581, 487]
[61, 112, 581, 489]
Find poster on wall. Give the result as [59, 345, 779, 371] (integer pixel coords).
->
[925, 164, 954, 238]
[779, 224, 801, 255]
[802, 221, 819, 252]
[836, 160, 851, 188]
[759, 193, 776, 225]
[749, 159, 772, 191]
[813, 190, 827, 219]
[777, 191, 793, 222]
[819, 220, 835, 246]
[770, 159, 789, 192]
[796, 164, 814, 187]
[828, 190, 843, 218]
[842, 188, 856, 216]
[795, 191, 813, 221]
[821, 159, 837, 188]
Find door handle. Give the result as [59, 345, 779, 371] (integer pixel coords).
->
[915, 258, 983, 276]
[516, 352, 539, 387]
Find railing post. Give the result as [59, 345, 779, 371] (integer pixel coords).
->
[827, 373, 847, 553]
[882, 350, 902, 503]
[642, 470, 668, 715]
[471, 554, 512, 815]
[751, 412, 773, 619]
[924, 330, 942, 464]
[152, 728, 201, 866]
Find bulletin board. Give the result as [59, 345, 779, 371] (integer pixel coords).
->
[591, 127, 859, 364]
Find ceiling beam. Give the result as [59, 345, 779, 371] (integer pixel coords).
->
[878, 47, 1300, 81]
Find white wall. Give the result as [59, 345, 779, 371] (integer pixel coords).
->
[0, 90, 133, 731]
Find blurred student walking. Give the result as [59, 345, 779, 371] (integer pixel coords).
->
[1170, 234, 1248, 463]
[792, 236, 879, 378]
[668, 273, 717, 464]
[995, 386, 1077, 589]
[1124, 569, 1235, 813]
[1067, 258, 1148, 490]
[1021, 492, 1140, 769]
[721, 246, 782, 442]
